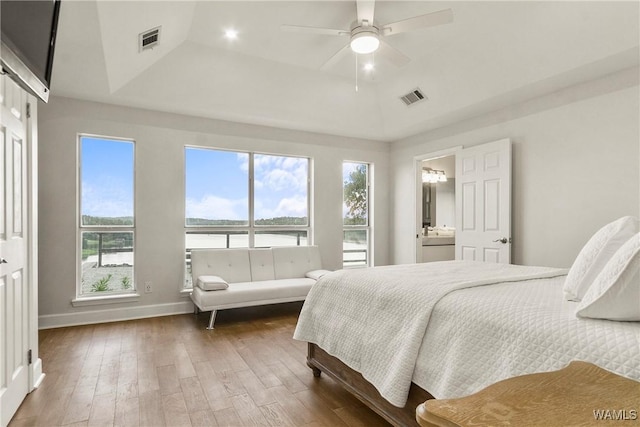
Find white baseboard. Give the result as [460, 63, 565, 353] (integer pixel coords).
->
[38, 301, 194, 329]
[31, 358, 45, 389]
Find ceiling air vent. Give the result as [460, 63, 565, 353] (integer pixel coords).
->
[139, 26, 161, 52]
[400, 88, 426, 106]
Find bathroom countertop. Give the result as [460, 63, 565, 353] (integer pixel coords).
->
[422, 236, 455, 246]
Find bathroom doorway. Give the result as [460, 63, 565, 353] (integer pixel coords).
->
[414, 139, 512, 264]
[414, 146, 461, 263]
[419, 155, 456, 263]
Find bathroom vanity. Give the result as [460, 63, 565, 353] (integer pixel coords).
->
[421, 234, 455, 263]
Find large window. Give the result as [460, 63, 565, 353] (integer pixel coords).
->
[78, 135, 135, 296]
[184, 147, 310, 287]
[343, 161, 371, 267]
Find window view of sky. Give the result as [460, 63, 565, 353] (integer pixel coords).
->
[185, 148, 308, 222]
[81, 136, 134, 219]
[185, 148, 249, 222]
[253, 154, 308, 221]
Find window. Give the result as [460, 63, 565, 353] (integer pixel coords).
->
[184, 147, 310, 288]
[343, 162, 371, 267]
[78, 135, 135, 296]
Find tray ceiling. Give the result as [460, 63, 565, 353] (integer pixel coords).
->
[50, 1, 639, 141]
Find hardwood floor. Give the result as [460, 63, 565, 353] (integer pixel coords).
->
[9, 303, 390, 427]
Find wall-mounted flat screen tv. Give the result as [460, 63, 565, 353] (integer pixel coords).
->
[1, 0, 61, 103]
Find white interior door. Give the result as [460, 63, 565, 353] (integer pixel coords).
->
[0, 77, 30, 427]
[455, 139, 511, 263]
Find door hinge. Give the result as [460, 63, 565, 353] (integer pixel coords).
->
[28, 349, 32, 365]
[26, 103, 31, 118]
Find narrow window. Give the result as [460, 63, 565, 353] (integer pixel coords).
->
[184, 148, 310, 288]
[79, 135, 135, 296]
[343, 161, 371, 267]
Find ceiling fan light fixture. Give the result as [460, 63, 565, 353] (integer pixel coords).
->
[350, 32, 380, 54]
[224, 29, 238, 40]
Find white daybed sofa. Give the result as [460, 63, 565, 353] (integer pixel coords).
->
[190, 245, 329, 329]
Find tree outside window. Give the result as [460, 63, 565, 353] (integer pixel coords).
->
[343, 162, 370, 267]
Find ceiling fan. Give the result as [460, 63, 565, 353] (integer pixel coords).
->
[281, 0, 453, 70]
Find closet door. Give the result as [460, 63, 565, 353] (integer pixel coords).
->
[0, 76, 30, 427]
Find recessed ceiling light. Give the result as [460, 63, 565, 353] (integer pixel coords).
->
[224, 29, 238, 40]
[364, 63, 374, 72]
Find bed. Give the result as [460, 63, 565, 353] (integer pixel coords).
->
[293, 260, 640, 426]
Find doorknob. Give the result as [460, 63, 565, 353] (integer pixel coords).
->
[493, 238, 510, 244]
[0, 258, 7, 264]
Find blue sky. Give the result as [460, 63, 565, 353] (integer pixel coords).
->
[185, 148, 249, 221]
[185, 148, 308, 221]
[81, 136, 134, 218]
[82, 139, 309, 221]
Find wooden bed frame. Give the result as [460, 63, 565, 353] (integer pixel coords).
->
[306, 343, 434, 426]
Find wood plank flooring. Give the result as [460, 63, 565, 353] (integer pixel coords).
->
[9, 303, 389, 427]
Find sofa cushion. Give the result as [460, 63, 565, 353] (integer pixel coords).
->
[272, 246, 322, 280]
[196, 275, 229, 291]
[306, 269, 332, 280]
[191, 278, 315, 308]
[249, 249, 276, 281]
[191, 248, 252, 284]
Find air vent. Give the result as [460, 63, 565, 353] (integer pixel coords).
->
[400, 88, 426, 106]
[139, 26, 161, 52]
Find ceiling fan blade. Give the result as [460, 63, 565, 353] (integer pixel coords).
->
[280, 24, 348, 36]
[320, 43, 351, 71]
[382, 8, 453, 36]
[356, 0, 375, 24]
[378, 40, 411, 68]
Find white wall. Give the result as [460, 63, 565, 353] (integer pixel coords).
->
[38, 97, 390, 327]
[391, 67, 639, 267]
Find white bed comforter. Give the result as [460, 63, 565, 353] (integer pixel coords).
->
[293, 261, 567, 407]
[413, 275, 640, 399]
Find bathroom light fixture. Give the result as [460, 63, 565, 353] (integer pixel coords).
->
[422, 169, 447, 183]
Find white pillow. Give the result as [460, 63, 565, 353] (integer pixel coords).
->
[563, 216, 639, 301]
[577, 233, 640, 321]
[306, 269, 332, 280]
[196, 275, 229, 291]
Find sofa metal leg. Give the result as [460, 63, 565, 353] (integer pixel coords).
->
[194, 304, 199, 315]
[206, 310, 217, 330]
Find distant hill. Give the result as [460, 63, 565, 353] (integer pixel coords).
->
[83, 215, 307, 226]
[82, 215, 134, 226]
[187, 216, 308, 226]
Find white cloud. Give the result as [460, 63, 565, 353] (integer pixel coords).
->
[343, 162, 363, 182]
[237, 153, 249, 172]
[82, 181, 133, 218]
[276, 196, 307, 216]
[255, 195, 307, 219]
[237, 154, 307, 193]
[260, 168, 295, 192]
[186, 195, 248, 220]
[255, 155, 308, 193]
